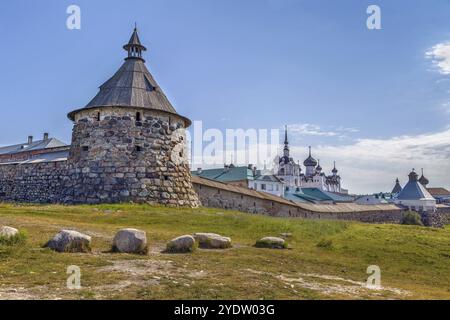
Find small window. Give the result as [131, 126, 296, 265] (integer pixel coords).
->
[136, 112, 141, 122]
[96, 112, 101, 121]
[135, 146, 142, 152]
[164, 175, 169, 181]
[82, 146, 89, 152]
[261, 184, 266, 190]
[144, 77, 154, 92]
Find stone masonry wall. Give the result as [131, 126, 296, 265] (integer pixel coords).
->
[193, 183, 405, 224]
[65, 107, 199, 206]
[0, 161, 68, 203]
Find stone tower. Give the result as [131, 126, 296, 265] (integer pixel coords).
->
[65, 27, 200, 206]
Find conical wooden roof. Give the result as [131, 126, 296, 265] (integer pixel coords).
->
[68, 28, 190, 126]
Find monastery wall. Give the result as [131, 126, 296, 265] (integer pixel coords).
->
[0, 161, 68, 203]
[191, 176, 406, 224]
[0, 162, 448, 227]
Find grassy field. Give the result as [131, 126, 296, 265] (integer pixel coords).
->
[0, 203, 449, 300]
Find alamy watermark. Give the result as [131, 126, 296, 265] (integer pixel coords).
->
[367, 5, 381, 30]
[366, 265, 381, 289]
[66, 5, 81, 30]
[67, 265, 81, 290]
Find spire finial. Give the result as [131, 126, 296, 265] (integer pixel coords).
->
[309, 146, 311, 156]
[123, 26, 147, 61]
[284, 125, 288, 145]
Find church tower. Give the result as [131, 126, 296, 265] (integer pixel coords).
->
[65, 27, 200, 206]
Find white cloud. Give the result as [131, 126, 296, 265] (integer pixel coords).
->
[288, 129, 450, 194]
[286, 123, 358, 138]
[426, 42, 450, 75]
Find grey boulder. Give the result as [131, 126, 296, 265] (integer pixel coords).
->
[166, 235, 196, 253]
[113, 228, 147, 254]
[0, 226, 19, 239]
[193, 233, 232, 249]
[46, 230, 92, 253]
[255, 237, 287, 249]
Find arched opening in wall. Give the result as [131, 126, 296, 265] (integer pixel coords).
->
[136, 112, 141, 122]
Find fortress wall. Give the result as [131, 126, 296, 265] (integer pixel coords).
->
[192, 181, 405, 224]
[0, 161, 68, 203]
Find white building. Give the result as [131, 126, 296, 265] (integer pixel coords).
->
[250, 173, 285, 197]
[275, 127, 346, 194]
[395, 169, 436, 212]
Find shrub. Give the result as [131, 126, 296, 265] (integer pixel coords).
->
[402, 211, 423, 226]
[0, 230, 27, 246]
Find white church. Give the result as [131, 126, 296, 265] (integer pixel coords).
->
[274, 127, 347, 194]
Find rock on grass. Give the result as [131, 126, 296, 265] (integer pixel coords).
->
[46, 230, 91, 253]
[0, 226, 26, 245]
[166, 235, 196, 253]
[193, 233, 232, 249]
[112, 228, 147, 254]
[255, 237, 287, 249]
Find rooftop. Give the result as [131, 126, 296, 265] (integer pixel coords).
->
[0, 137, 68, 156]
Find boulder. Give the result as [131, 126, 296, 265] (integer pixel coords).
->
[193, 233, 232, 249]
[255, 237, 287, 249]
[46, 230, 92, 253]
[113, 228, 147, 254]
[166, 235, 196, 253]
[0, 226, 19, 239]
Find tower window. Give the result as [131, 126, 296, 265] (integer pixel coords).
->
[82, 146, 89, 152]
[136, 112, 141, 122]
[144, 77, 154, 92]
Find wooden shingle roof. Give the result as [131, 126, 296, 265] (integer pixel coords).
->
[68, 28, 191, 126]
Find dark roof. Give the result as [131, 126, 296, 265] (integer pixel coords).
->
[192, 166, 254, 182]
[123, 28, 146, 51]
[68, 28, 191, 126]
[397, 171, 434, 200]
[254, 174, 283, 183]
[392, 178, 402, 194]
[0, 138, 67, 155]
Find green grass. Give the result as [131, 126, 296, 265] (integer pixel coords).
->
[0, 203, 449, 300]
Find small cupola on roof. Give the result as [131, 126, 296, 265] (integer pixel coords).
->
[418, 168, 429, 187]
[303, 146, 318, 167]
[67, 26, 191, 126]
[316, 159, 322, 172]
[332, 161, 338, 174]
[123, 26, 147, 61]
[392, 178, 402, 194]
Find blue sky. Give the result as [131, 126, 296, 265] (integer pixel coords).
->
[0, 0, 449, 193]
